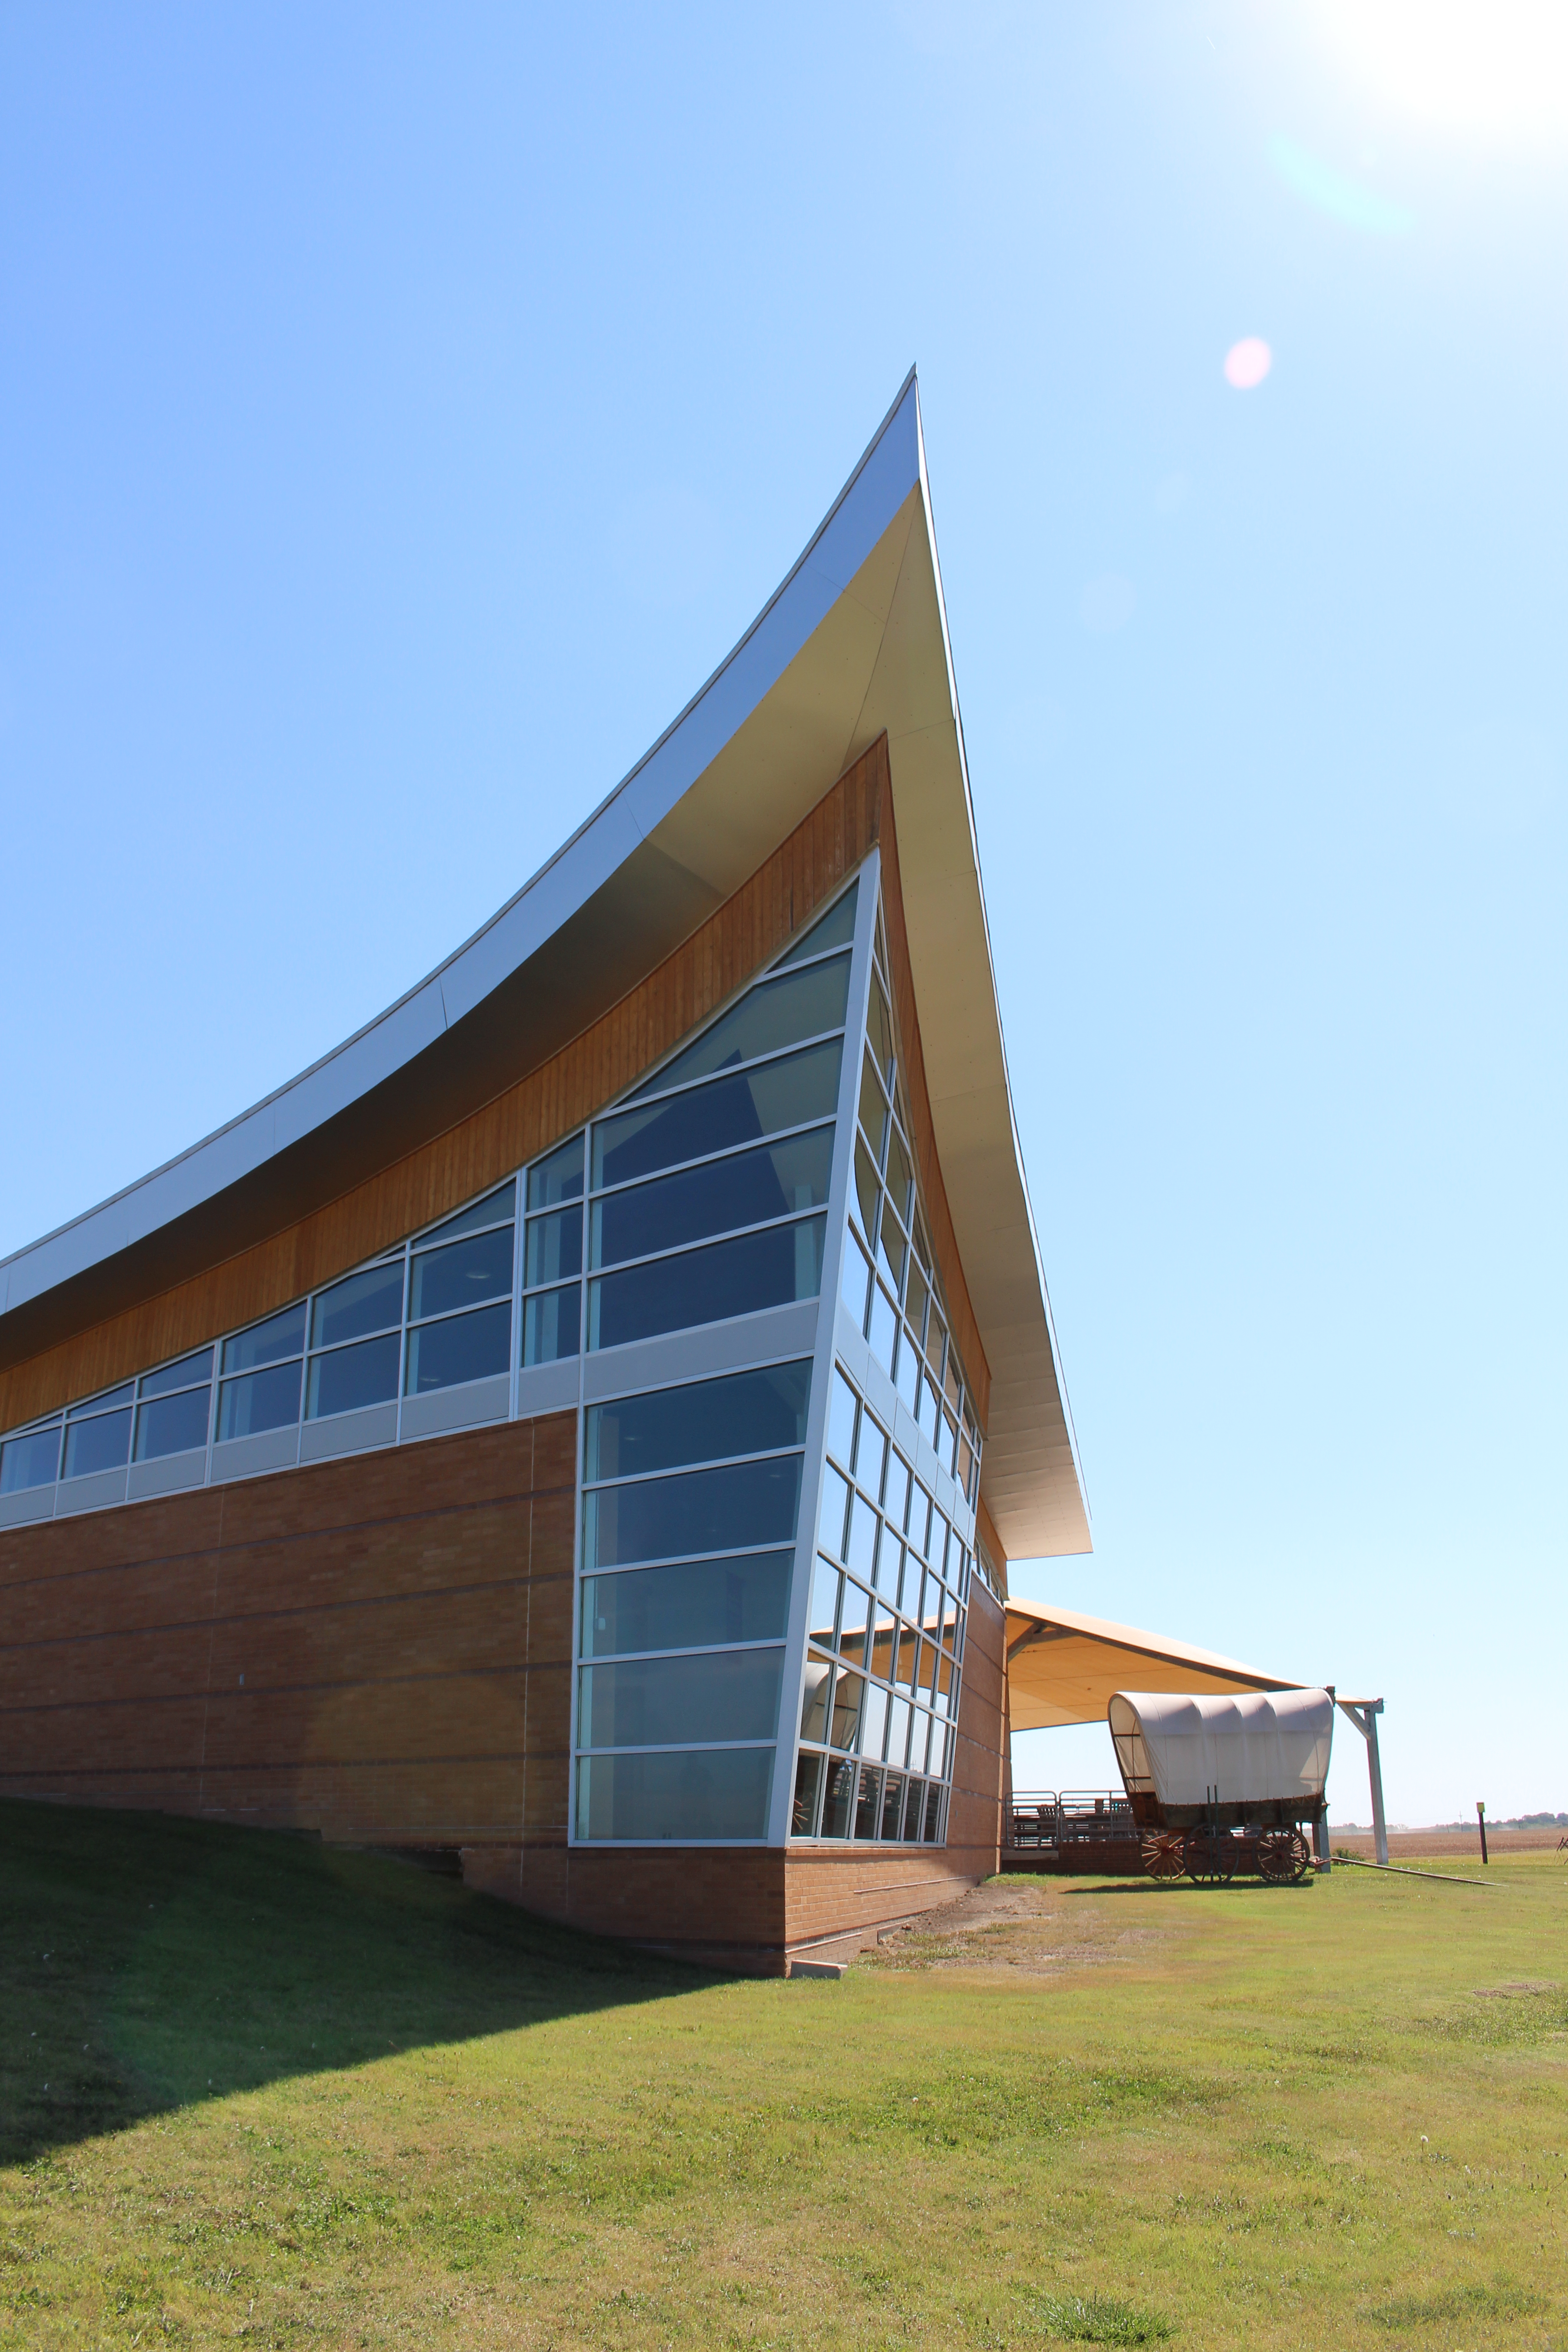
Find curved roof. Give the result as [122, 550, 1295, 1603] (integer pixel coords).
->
[0, 372, 1089, 1560]
[1006, 1596, 1300, 1730]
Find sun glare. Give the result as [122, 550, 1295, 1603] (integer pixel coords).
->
[1318, 0, 1568, 136]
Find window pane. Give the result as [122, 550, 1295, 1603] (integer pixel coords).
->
[808, 1557, 842, 1649]
[860, 1681, 890, 1762]
[405, 1301, 510, 1394]
[578, 1648, 784, 1749]
[593, 1126, 833, 1269]
[855, 1410, 887, 1501]
[858, 1052, 890, 1170]
[217, 1360, 302, 1441]
[881, 1772, 906, 1840]
[924, 1784, 944, 1841]
[885, 1451, 911, 1535]
[839, 1230, 871, 1333]
[911, 1485, 932, 1558]
[308, 1331, 401, 1419]
[910, 1710, 933, 1776]
[791, 1749, 825, 1837]
[586, 1362, 810, 1481]
[416, 1181, 516, 1250]
[222, 1304, 306, 1377]
[407, 1226, 513, 1322]
[826, 1368, 857, 1472]
[902, 1777, 926, 1841]
[867, 1600, 896, 1686]
[904, 1261, 929, 1350]
[70, 1382, 133, 1414]
[867, 973, 894, 1083]
[589, 1217, 824, 1352]
[523, 1284, 580, 1364]
[868, 1282, 898, 1377]
[917, 1371, 941, 1444]
[887, 1696, 912, 1770]
[310, 1261, 403, 1352]
[134, 1387, 211, 1462]
[580, 1550, 792, 1656]
[774, 878, 858, 968]
[830, 1670, 864, 1750]
[818, 1464, 850, 1559]
[820, 1756, 855, 1837]
[630, 955, 850, 1102]
[525, 1205, 583, 1286]
[925, 1308, 947, 1380]
[895, 1328, 920, 1412]
[876, 1196, 906, 1294]
[799, 1654, 833, 1744]
[528, 1133, 585, 1212]
[139, 1348, 213, 1400]
[837, 1578, 870, 1672]
[575, 1748, 773, 1842]
[0, 1426, 61, 1494]
[584, 1455, 803, 1568]
[62, 1410, 131, 1480]
[845, 1490, 878, 1583]
[852, 1136, 881, 1245]
[884, 1127, 914, 1229]
[595, 1040, 842, 1190]
[854, 1766, 882, 1838]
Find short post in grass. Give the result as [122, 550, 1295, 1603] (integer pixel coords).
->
[1476, 1801, 1488, 1865]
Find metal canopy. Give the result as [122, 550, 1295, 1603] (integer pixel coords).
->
[1004, 1594, 1302, 1731]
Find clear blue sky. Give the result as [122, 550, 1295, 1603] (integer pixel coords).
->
[2, 6, 1563, 1825]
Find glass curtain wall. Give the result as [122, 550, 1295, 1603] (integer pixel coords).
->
[789, 893, 985, 1845]
[568, 879, 861, 1842]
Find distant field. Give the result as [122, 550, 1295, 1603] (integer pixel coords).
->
[2, 1800, 1565, 2349]
[1333, 1827, 1567, 1859]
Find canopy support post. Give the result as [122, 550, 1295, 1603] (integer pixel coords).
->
[1338, 1699, 1388, 1866]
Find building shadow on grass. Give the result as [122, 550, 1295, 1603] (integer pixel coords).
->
[1, 1796, 722, 2168]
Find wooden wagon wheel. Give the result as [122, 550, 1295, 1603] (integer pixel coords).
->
[1141, 1832, 1185, 1880]
[1183, 1828, 1235, 1885]
[1256, 1828, 1312, 1885]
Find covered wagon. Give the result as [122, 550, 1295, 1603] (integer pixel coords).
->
[1108, 1688, 1334, 1884]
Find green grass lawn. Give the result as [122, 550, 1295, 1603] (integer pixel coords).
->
[2, 1798, 1564, 2348]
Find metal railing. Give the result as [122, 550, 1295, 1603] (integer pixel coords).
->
[1006, 1789, 1137, 1849]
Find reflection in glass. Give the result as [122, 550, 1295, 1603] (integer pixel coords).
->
[820, 1757, 855, 1838]
[525, 1205, 583, 1286]
[629, 955, 849, 1102]
[580, 1550, 792, 1656]
[923, 1784, 943, 1841]
[884, 1128, 913, 1228]
[589, 1217, 825, 1351]
[808, 1556, 841, 1650]
[855, 1411, 887, 1502]
[876, 1196, 905, 1293]
[575, 1748, 772, 1841]
[593, 1127, 833, 1269]
[854, 1766, 882, 1839]
[311, 1262, 403, 1352]
[868, 1283, 898, 1377]
[791, 1748, 824, 1836]
[0, 1425, 62, 1494]
[860, 1680, 889, 1759]
[840, 1232, 872, 1333]
[826, 1368, 857, 1471]
[587, 1362, 810, 1481]
[308, 1332, 401, 1419]
[528, 1133, 584, 1212]
[578, 1648, 784, 1748]
[139, 1349, 213, 1401]
[830, 1670, 864, 1750]
[523, 1284, 579, 1364]
[902, 1778, 926, 1841]
[837, 1579, 870, 1673]
[134, 1387, 211, 1461]
[881, 1773, 906, 1841]
[404, 1301, 510, 1393]
[216, 1362, 301, 1441]
[584, 1455, 802, 1568]
[859, 1052, 890, 1169]
[818, 1464, 850, 1559]
[595, 1040, 842, 1191]
[407, 1225, 513, 1322]
[63, 1411, 131, 1480]
[799, 1655, 833, 1744]
[845, 1491, 878, 1583]
[867, 973, 894, 1083]
[222, 1305, 305, 1377]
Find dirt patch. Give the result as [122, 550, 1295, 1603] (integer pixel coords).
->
[869, 1875, 1180, 1976]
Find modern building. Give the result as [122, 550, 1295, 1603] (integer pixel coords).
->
[0, 373, 1091, 1971]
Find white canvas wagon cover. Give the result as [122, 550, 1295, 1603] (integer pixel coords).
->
[1108, 1689, 1334, 1810]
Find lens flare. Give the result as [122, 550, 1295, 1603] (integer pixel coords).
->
[1317, 0, 1568, 137]
[1224, 338, 1272, 391]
